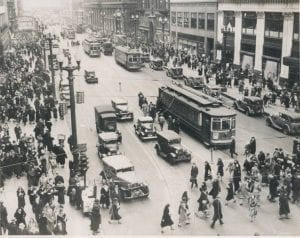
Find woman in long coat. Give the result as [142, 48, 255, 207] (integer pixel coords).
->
[90, 200, 101, 234]
[279, 188, 290, 219]
[217, 158, 224, 180]
[197, 189, 209, 216]
[178, 200, 190, 227]
[209, 179, 220, 199]
[160, 204, 174, 233]
[225, 181, 236, 205]
[109, 198, 121, 224]
[204, 161, 212, 181]
[17, 187, 26, 208]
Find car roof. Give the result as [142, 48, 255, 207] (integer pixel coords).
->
[280, 111, 300, 119]
[112, 98, 127, 104]
[102, 155, 133, 170]
[98, 132, 118, 141]
[138, 116, 153, 123]
[152, 58, 163, 62]
[157, 130, 180, 141]
[95, 105, 115, 114]
[244, 96, 262, 101]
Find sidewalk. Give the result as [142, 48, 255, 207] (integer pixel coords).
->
[179, 63, 297, 117]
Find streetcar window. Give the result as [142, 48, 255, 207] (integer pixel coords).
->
[231, 118, 236, 129]
[212, 118, 221, 130]
[222, 118, 231, 130]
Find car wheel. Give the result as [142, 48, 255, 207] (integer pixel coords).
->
[283, 127, 289, 135]
[266, 119, 272, 127]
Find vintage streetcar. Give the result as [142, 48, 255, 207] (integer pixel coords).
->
[94, 105, 122, 142]
[102, 155, 149, 200]
[233, 96, 264, 116]
[149, 58, 163, 70]
[266, 111, 300, 135]
[96, 132, 121, 159]
[155, 130, 192, 164]
[134, 116, 157, 141]
[156, 83, 236, 147]
[114, 46, 142, 71]
[111, 98, 134, 121]
[84, 70, 98, 84]
[83, 38, 101, 57]
[102, 41, 114, 55]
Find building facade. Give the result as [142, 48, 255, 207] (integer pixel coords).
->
[217, 0, 299, 87]
[137, 0, 170, 44]
[7, 0, 17, 31]
[83, 0, 137, 34]
[0, 0, 10, 50]
[170, 0, 217, 59]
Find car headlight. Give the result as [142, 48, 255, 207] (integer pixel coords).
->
[107, 151, 111, 156]
[175, 149, 178, 154]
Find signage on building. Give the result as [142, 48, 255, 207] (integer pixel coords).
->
[17, 16, 37, 31]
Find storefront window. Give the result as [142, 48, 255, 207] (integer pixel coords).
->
[191, 13, 197, 29]
[294, 13, 299, 41]
[177, 12, 183, 27]
[265, 13, 283, 39]
[171, 12, 176, 26]
[207, 13, 215, 31]
[198, 13, 205, 29]
[242, 12, 256, 35]
[184, 12, 189, 28]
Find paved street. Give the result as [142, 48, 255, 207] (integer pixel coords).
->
[0, 26, 298, 236]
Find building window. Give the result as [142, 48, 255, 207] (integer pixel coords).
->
[242, 12, 256, 35]
[294, 13, 299, 41]
[177, 12, 183, 27]
[265, 13, 283, 39]
[198, 13, 205, 29]
[224, 11, 235, 31]
[184, 12, 189, 28]
[171, 12, 176, 26]
[207, 13, 214, 31]
[191, 12, 197, 29]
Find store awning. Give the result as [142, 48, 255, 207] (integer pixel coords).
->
[283, 56, 300, 68]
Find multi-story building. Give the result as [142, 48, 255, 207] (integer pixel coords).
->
[83, 0, 137, 34]
[170, 0, 217, 59]
[7, 0, 17, 31]
[72, 0, 84, 26]
[0, 0, 10, 50]
[217, 0, 299, 87]
[137, 0, 170, 44]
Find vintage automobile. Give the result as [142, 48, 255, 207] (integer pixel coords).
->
[111, 98, 134, 121]
[233, 96, 264, 116]
[203, 84, 227, 99]
[141, 52, 150, 63]
[102, 155, 149, 200]
[97, 132, 121, 159]
[134, 116, 157, 141]
[149, 58, 163, 70]
[154, 130, 192, 164]
[94, 105, 122, 142]
[166, 66, 183, 80]
[266, 111, 300, 135]
[84, 70, 98, 84]
[183, 76, 205, 89]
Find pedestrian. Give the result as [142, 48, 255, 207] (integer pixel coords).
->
[210, 196, 224, 228]
[109, 198, 121, 224]
[0, 202, 8, 235]
[217, 158, 224, 181]
[238, 177, 249, 205]
[190, 163, 199, 188]
[14, 124, 22, 141]
[248, 195, 258, 222]
[27, 218, 39, 235]
[204, 161, 212, 181]
[53, 220, 67, 235]
[178, 200, 190, 227]
[230, 136, 238, 158]
[160, 204, 174, 233]
[90, 199, 101, 234]
[17, 187, 26, 208]
[196, 187, 210, 218]
[100, 184, 110, 209]
[209, 178, 221, 199]
[158, 114, 165, 131]
[225, 180, 236, 205]
[279, 187, 290, 219]
[233, 160, 242, 193]
[14, 207, 26, 227]
[249, 137, 256, 155]
[268, 175, 279, 202]
[56, 206, 67, 234]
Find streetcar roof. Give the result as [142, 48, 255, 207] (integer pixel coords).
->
[102, 155, 133, 170]
[98, 132, 118, 141]
[157, 130, 180, 141]
[95, 105, 115, 114]
[115, 46, 141, 54]
[138, 116, 153, 123]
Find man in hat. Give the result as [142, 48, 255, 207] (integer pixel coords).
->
[210, 196, 223, 228]
[230, 136, 238, 158]
[0, 201, 8, 235]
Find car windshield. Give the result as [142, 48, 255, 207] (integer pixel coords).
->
[116, 103, 127, 106]
[116, 167, 134, 173]
[154, 61, 163, 66]
[141, 121, 153, 128]
[173, 68, 183, 75]
[169, 138, 181, 144]
[291, 118, 300, 123]
[249, 100, 262, 105]
[105, 139, 118, 145]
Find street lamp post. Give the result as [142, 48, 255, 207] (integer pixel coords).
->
[221, 26, 232, 70]
[131, 14, 139, 47]
[100, 11, 106, 35]
[58, 55, 81, 148]
[114, 11, 122, 34]
[159, 16, 168, 51]
[44, 33, 57, 100]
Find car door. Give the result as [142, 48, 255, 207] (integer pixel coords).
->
[276, 113, 287, 128]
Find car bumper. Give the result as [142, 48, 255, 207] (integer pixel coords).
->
[138, 132, 157, 140]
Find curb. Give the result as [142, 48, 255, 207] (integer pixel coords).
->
[221, 92, 270, 117]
